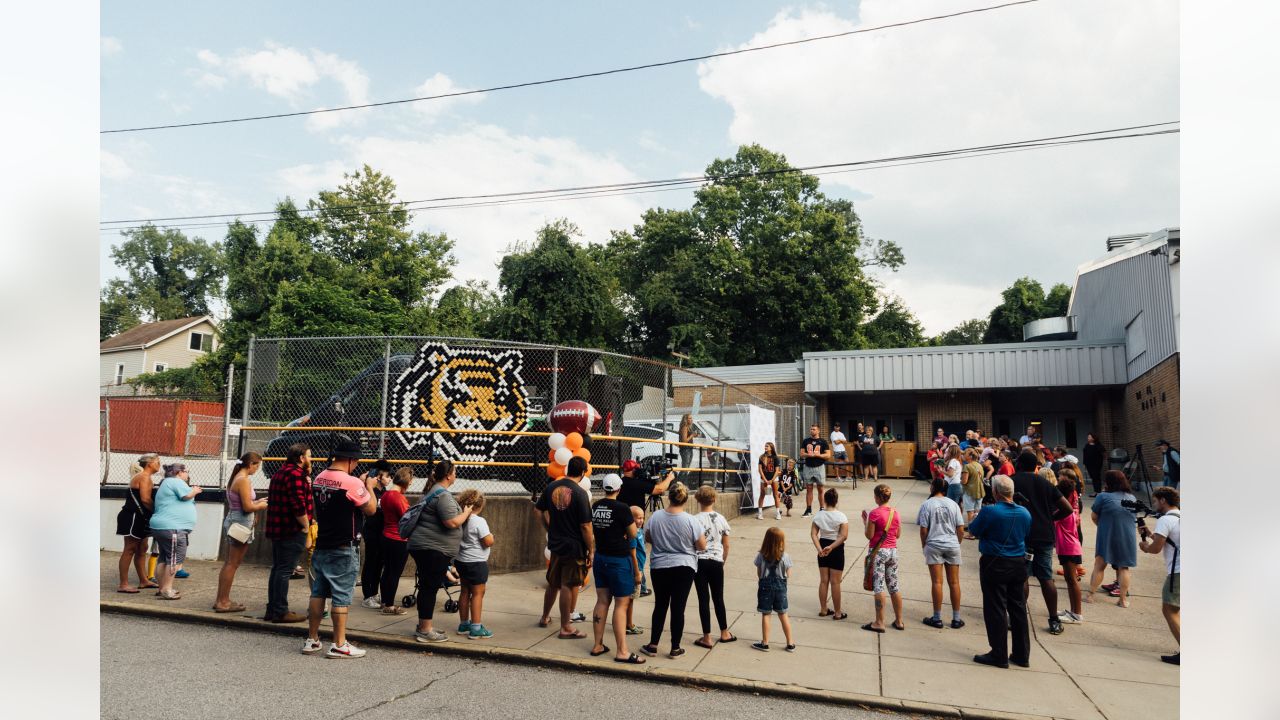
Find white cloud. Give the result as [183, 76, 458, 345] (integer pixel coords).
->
[100, 150, 132, 180]
[101, 36, 122, 57]
[277, 126, 649, 286]
[696, 0, 1178, 333]
[410, 72, 484, 122]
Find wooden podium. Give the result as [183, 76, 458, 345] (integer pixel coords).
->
[881, 442, 917, 478]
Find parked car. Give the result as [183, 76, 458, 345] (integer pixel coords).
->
[625, 417, 748, 471]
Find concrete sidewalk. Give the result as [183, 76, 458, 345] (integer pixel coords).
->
[100, 478, 1178, 720]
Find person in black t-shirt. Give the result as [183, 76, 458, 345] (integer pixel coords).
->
[617, 459, 673, 513]
[535, 456, 595, 639]
[1011, 450, 1074, 636]
[799, 424, 831, 516]
[589, 474, 644, 663]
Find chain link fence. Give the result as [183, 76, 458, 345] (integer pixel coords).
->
[240, 336, 793, 495]
[100, 394, 236, 489]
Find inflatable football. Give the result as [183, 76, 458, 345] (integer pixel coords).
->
[548, 400, 602, 435]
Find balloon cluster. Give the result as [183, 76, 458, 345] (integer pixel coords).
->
[546, 431, 591, 479]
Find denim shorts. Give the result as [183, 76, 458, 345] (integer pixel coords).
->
[962, 494, 982, 514]
[923, 544, 961, 566]
[593, 553, 636, 597]
[310, 545, 360, 607]
[757, 578, 789, 614]
[1025, 542, 1055, 581]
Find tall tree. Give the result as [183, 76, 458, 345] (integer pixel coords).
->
[931, 318, 989, 346]
[488, 220, 624, 348]
[863, 297, 926, 349]
[608, 144, 902, 365]
[982, 277, 1073, 343]
[104, 224, 225, 328]
[1044, 282, 1072, 317]
[433, 280, 499, 338]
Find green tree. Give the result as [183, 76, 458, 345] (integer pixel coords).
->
[863, 297, 926, 348]
[433, 280, 499, 337]
[103, 225, 225, 330]
[982, 277, 1073, 343]
[99, 280, 142, 340]
[931, 318, 989, 346]
[489, 220, 625, 348]
[608, 144, 902, 365]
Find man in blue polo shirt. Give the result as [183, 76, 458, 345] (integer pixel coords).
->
[966, 475, 1032, 669]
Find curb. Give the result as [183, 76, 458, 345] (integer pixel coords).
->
[101, 601, 1052, 720]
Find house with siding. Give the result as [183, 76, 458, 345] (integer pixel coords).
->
[99, 316, 219, 394]
[673, 228, 1179, 460]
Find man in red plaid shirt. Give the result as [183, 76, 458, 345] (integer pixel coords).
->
[264, 443, 314, 623]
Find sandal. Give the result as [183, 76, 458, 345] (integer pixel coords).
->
[157, 591, 181, 600]
[892, 621, 906, 631]
[538, 617, 552, 628]
[213, 603, 246, 613]
[557, 630, 587, 639]
[139, 582, 159, 590]
[832, 613, 848, 621]
[381, 606, 407, 615]
[861, 623, 885, 634]
[590, 645, 610, 657]
[116, 588, 140, 594]
[669, 647, 686, 658]
[614, 653, 646, 664]
[818, 609, 833, 617]
[694, 638, 715, 650]
[719, 634, 737, 643]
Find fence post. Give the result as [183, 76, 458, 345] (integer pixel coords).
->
[551, 348, 559, 409]
[662, 368, 669, 457]
[378, 338, 392, 458]
[242, 335, 257, 444]
[101, 397, 111, 485]
[220, 363, 235, 488]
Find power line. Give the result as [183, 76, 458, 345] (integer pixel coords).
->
[99, 121, 1178, 233]
[101, 1, 1041, 134]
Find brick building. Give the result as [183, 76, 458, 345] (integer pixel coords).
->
[675, 228, 1180, 464]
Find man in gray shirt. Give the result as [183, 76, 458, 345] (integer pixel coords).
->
[917, 477, 966, 629]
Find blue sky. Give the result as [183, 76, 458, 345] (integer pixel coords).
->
[100, 0, 1179, 334]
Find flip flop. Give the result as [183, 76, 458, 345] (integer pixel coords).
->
[538, 618, 552, 628]
[116, 588, 140, 594]
[557, 630, 587, 639]
[157, 592, 182, 601]
[892, 621, 906, 631]
[861, 623, 885, 634]
[139, 583, 159, 590]
[719, 634, 738, 643]
[832, 613, 848, 620]
[590, 645, 610, 656]
[818, 609, 833, 617]
[614, 653, 646, 664]
[694, 638, 714, 650]
[213, 603, 246, 613]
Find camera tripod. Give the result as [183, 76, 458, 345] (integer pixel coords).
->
[1120, 444, 1156, 505]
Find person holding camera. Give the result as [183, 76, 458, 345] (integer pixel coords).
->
[1139, 486, 1180, 664]
[618, 458, 674, 513]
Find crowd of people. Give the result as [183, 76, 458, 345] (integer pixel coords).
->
[112, 424, 1181, 667]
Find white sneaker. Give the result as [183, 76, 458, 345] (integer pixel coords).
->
[570, 612, 587, 623]
[756, 510, 763, 520]
[327, 641, 366, 659]
[775, 509, 782, 520]
[301, 638, 323, 654]
[1057, 611, 1083, 624]
[360, 596, 381, 609]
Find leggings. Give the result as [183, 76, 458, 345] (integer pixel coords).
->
[409, 548, 453, 620]
[649, 565, 696, 649]
[360, 533, 385, 600]
[380, 538, 409, 607]
[695, 559, 728, 635]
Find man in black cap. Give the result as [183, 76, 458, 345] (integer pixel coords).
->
[1152, 439, 1180, 489]
[301, 439, 378, 659]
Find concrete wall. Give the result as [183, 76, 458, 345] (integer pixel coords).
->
[99, 497, 225, 561]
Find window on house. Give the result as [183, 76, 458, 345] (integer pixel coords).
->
[1125, 312, 1146, 363]
[154, 363, 167, 372]
[114, 364, 125, 385]
[189, 332, 212, 352]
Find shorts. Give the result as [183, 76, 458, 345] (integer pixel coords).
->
[546, 553, 588, 589]
[861, 452, 879, 467]
[923, 545, 961, 566]
[872, 548, 900, 594]
[309, 545, 360, 607]
[631, 565, 648, 599]
[800, 465, 825, 488]
[817, 537, 845, 570]
[833, 450, 848, 461]
[945, 483, 965, 505]
[222, 510, 255, 545]
[1058, 554, 1082, 566]
[1025, 542, 1054, 581]
[962, 495, 982, 514]
[757, 578, 789, 614]
[593, 553, 636, 597]
[152, 529, 189, 568]
[1162, 573, 1180, 607]
[454, 560, 490, 587]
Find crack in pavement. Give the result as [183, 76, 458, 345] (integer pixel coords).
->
[340, 664, 469, 719]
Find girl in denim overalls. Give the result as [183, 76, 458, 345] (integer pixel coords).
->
[751, 527, 795, 652]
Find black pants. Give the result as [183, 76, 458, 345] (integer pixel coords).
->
[1085, 461, 1104, 495]
[409, 548, 453, 620]
[380, 538, 409, 607]
[695, 559, 728, 635]
[979, 555, 1031, 664]
[360, 533, 385, 601]
[267, 531, 306, 620]
[649, 565, 695, 649]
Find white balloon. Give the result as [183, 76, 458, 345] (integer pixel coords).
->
[543, 546, 551, 560]
[554, 447, 573, 466]
[548, 432, 567, 450]
[579, 476, 592, 495]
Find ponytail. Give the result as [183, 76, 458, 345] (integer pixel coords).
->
[229, 452, 263, 486]
[426, 459, 455, 492]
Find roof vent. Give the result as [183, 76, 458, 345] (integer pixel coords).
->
[1106, 233, 1146, 252]
[1023, 316, 1077, 342]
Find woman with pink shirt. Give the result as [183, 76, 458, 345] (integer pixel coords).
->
[1054, 471, 1085, 624]
[861, 484, 904, 633]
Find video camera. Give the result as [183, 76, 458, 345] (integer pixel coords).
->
[640, 453, 679, 479]
[1121, 498, 1161, 539]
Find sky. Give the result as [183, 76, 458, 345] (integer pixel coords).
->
[100, 0, 1179, 336]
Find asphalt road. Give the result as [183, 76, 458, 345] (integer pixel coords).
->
[101, 614, 901, 720]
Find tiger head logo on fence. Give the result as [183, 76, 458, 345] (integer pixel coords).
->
[389, 344, 528, 462]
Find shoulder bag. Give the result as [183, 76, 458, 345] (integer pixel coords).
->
[862, 508, 897, 592]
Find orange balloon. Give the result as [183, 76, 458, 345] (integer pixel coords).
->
[573, 447, 591, 463]
[585, 463, 592, 477]
[547, 448, 556, 462]
[547, 462, 565, 479]
[565, 432, 583, 452]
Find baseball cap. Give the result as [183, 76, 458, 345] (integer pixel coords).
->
[602, 473, 623, 492]
[621, 459, 641, 473]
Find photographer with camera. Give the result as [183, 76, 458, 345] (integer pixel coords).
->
[618, 459, 674, 514]
[1138, 486, 1180, 665]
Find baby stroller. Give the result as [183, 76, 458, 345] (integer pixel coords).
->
[401, 564, 460, 613]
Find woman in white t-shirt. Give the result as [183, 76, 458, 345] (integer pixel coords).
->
[692, 486, 736, 649]
[943, 445, 965, 505]
[810, 488, 849, 620]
